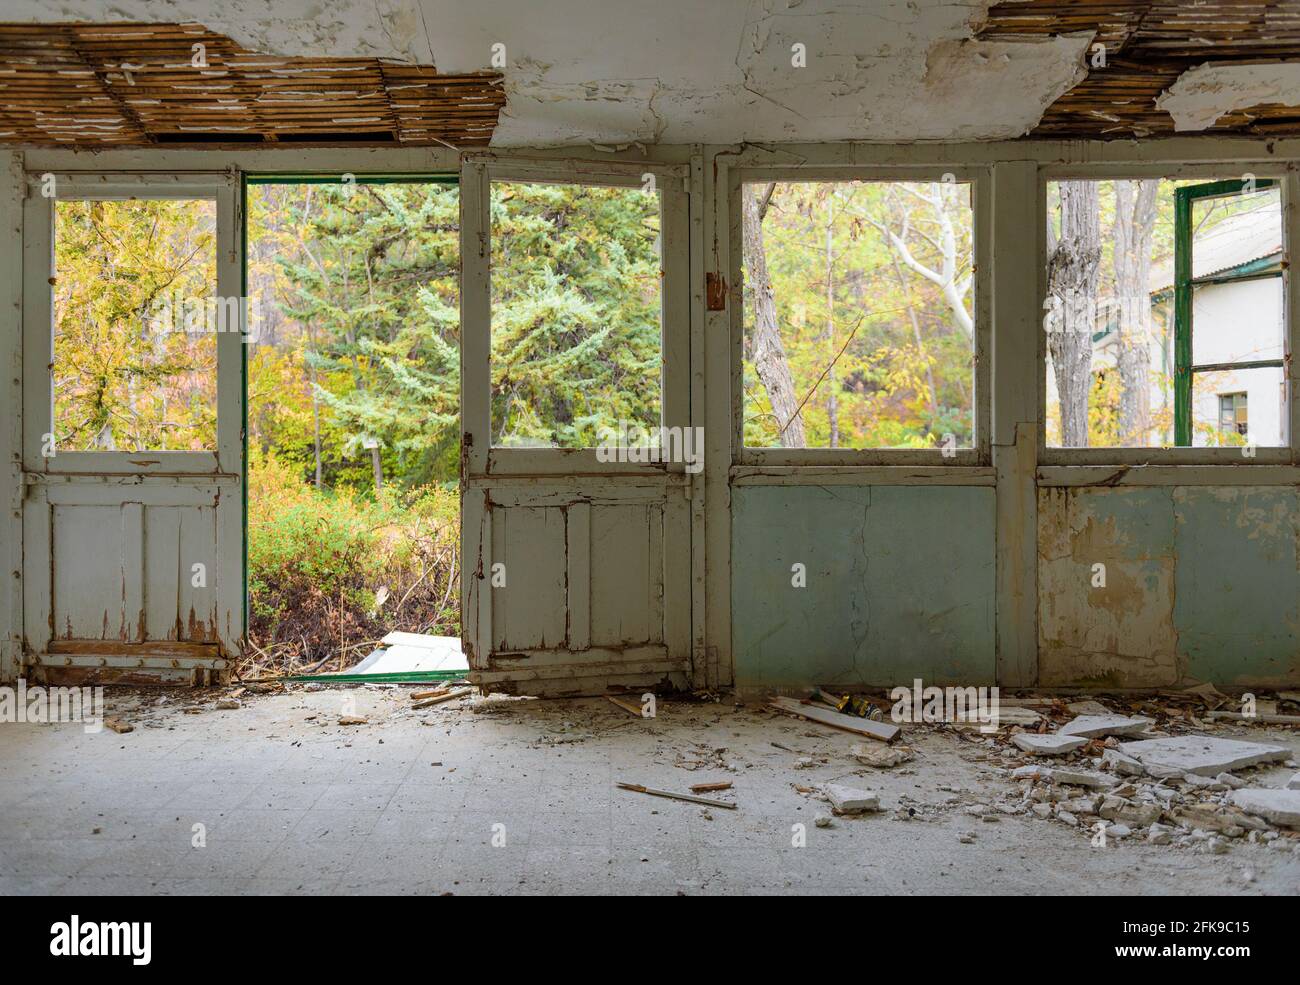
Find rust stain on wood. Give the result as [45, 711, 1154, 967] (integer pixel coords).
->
[706, 271, 727, 311]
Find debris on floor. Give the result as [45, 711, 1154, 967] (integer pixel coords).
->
[412, 686, 474, 709]
[616, 781, 737, 809]
[606, 694, 645, 716]
[1119, 735, 1290, 776]
[292, 632, 469, 685]
[823, 783, 881, 815]
[768, 695, 900, 742]
[850, 741, 913, 768]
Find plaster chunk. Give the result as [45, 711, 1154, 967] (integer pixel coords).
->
[1013, 733, 1087, 756]
[1061, 714, 1153, 738]
[1231, 788, 1300, 828]
[1120, 736, 1291, 778]
[1157, 62, 1300, 132]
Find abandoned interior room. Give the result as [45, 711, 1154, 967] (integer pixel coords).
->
[1, 1, 1300, 914]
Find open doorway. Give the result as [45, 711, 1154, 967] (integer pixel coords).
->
[242, 176, 461, 679]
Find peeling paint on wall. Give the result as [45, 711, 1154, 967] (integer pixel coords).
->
[1156, 62, 1300, 132]
[1038, 487, 1179, 688]
[1038, 486, 1300, 688]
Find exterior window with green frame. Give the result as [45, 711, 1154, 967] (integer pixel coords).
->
[1174, 178, 1284, 447]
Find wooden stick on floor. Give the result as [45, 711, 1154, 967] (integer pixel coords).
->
[616, 781, 737, 809]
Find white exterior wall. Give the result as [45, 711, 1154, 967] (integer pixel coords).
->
[1191, 276, 1285, 447]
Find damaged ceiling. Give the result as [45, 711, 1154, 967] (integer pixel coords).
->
[0, 21, 504, 146]
[981, 0, 1300, 137]
[3, 0, 1300, 147]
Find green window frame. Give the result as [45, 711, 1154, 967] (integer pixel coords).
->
[1173, 178, 1282, 445]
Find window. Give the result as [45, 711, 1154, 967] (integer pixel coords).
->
[489, 179, 662, 449]
[52, 198, 218, 452]
[740, 179, 975, 450]
[1218, 392, 1248, 436]
[1045, 177, 1284, 449]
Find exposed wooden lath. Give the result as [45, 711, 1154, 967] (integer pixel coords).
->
[980, 0, 1300, 137]
[0, 22, 505, 147]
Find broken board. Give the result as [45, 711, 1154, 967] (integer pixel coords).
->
[768, 696, 899, 742]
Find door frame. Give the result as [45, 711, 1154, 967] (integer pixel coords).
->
[19, 170, 242, 679]
[458, 155, 697, 689]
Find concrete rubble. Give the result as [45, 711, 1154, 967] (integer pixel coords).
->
[1012, 733, 1087, 756]
[823, 783, 881, 815]
[1230, 789, 1300, 828]
[1119, 736, 1291, 777]
[1059, 714, 1153, 738]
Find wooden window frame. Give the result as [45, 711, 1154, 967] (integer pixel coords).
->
[727, 164, 993, 468]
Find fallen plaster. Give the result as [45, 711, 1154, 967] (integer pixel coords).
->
[11, 0, 1095, 146]
[1157, 62, 1300, 132]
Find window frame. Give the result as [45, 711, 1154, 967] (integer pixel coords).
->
[728, 165, 992, 467]
[461, 157, 691, 477]
[22, 171, 241, 476]
[1175, 178, 1283, 446]
[1038, 163, 1295, 465]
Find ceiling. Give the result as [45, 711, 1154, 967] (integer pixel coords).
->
[3, 0, 1300, 148]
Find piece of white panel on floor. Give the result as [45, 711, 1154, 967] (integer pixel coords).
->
[349, 633, 469, 676]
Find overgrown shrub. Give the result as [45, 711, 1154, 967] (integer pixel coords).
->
[245, 449, 459, 674]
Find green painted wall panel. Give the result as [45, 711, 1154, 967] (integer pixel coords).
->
[1173, 487, 1300, 685]
[731, 485, 996, 688]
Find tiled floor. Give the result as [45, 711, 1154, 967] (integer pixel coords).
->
[1, 686, 1298, 895]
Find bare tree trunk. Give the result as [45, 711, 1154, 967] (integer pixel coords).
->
[1047, 181, 1102, 447]
[743, 184, 806, 447]
[1112, 179, 1158, 446]
[370, 445, 383, 491]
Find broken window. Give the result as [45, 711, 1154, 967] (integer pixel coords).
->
[740, 180, 975, 450]
[52, 198, 218, 452]
[489, 179, 663, 449]
[1045, 177, 1285, 449]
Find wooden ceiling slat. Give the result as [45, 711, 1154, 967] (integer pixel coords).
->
[980, 0, 1300, 137]
[0, 21, 504, 146]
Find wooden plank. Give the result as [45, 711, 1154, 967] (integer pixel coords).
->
[0, 151, 22, 682]
[991, 160, 1040, 688]
[768, 696, 900, 742]
[412, 685, 473, 709]
[616, 781, 737, 809]
[0, 22, 504, 147]
[606, 693, 643, 716]
[566, 501, 591, 650]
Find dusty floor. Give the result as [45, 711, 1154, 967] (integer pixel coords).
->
[1, 686, 1298, 896]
